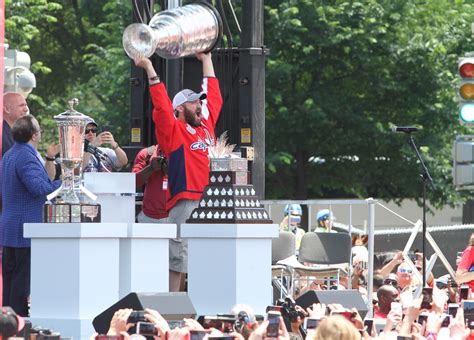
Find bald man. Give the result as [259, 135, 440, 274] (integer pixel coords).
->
[375, 284, 400, 319]
[3, 92, 29, 156]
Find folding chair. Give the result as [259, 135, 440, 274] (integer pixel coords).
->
[290, 232, 352, 291]
[271, 231, 296, 299]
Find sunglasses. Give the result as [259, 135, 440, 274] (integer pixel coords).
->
[398, 268, 413, 274]
[85, 128, 98, 134]
[384, 279, 399, 286]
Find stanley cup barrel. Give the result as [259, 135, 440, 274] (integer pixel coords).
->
[122, 2, 222, 59]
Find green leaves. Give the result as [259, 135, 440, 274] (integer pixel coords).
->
[5, 0, 131, 149]
[264, 0, 474, 207]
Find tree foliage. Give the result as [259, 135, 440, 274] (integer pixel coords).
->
[4, 0, 474, 208]
[5, 0, 132, 148]
[264, 0, 474, 207]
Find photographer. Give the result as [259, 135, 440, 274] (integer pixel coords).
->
[83, 118, 128, 173]
[273, 298, 305, 340]
[230, 304, 259, 339]
[132, 144, 169, 223]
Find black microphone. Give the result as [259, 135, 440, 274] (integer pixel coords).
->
[391, 126, 419, 133]
[84, 140, 108, 161]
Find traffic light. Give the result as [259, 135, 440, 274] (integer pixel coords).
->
[458, 56, 474, 124]
[453, 135, 474, 190]
[3, 46, 36, 97]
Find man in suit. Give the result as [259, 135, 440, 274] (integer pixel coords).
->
[0, 115, 61, 316]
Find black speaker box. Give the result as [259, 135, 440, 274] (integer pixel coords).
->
[295, 289, 368, 319]
[92, 292, 196, 334]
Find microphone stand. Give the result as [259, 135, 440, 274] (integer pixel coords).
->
[407, 133, 434, 287]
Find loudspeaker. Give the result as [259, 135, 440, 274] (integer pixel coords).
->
[92, 292, 196, 334]
[295, 290, 368, 319]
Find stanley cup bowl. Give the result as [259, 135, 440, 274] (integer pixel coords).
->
[54, 99, 90, 204]
[123, 2, 222, 60]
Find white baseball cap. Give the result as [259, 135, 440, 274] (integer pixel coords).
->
[172, 89, 207, 111]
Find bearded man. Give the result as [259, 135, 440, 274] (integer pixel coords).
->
[135, 52, 223, 291]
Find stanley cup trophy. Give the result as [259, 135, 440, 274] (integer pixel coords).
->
[122, 2, 222, 59]
[43, 98, 101, 223]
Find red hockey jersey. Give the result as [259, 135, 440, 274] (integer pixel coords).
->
[150, 77, 223, 210]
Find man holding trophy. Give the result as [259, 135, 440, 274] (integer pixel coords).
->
[134, 52, 223, 291]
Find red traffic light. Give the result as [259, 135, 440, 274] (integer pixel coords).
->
[459, 58, 474, 79]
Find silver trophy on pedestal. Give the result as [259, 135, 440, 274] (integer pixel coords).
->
[43, 98, 101, 223]
[122, 2, 222, 59]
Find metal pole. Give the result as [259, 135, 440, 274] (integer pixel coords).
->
[239, 0, 266, 199]
[366, 198, 376, 318]
[165, 0, 183, 100]
[422, 181, 426, 287]
[348, 204, 353, 289]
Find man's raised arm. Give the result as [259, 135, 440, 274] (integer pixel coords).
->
[196, 52, 215, 78]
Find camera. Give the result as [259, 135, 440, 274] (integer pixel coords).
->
[266, 311, 280, 337]
[408, 252, 418, 262]
[168, 320, 185, 330]
[190, 330, 211, 340]
[303, 318, 320, 330]
[363, 319, 374, 335]
[37, 329, 61, 340]
[128, 310, 147, 324]
[448, 303, 459, 318]
[275, 297, 304, 323]
[421, 287, 433, 309]
[463, 300, 474, 329]
[201, 314, 237, 333]
[136, 322, 158, 336]
[460, 285, 470, 301]
[417, 313, 428, 325]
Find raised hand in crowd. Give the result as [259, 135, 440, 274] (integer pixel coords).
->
[92, 131, 118, 149]
[107, 308, 133, 335]
[144, 308, 170, 340]
[449, 305, 470, 339]
[306, 303, 326, 319]
[249, 317, 289, 340]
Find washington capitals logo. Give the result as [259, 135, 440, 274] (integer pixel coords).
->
[190, 129, 215, 151]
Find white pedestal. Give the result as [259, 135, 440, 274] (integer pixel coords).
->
[24, 222, 127, 340]
[181, 223, 278, 316]
[83, 173, 136, 223]
[119, 223, 177, 297]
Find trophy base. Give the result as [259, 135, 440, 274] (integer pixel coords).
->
[43, 203, 101, 223]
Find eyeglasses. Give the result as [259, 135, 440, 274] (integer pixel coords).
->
[398, 268, 413, 274]
[85, 128, 98, 134]
[384, 279, 399, 286]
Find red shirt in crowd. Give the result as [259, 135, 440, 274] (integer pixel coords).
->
[132, 145, 168, 220]
[457, 245, 474, 292]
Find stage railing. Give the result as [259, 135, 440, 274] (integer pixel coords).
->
[262, 198, 376, 316]
[262, 198, 472, 318]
